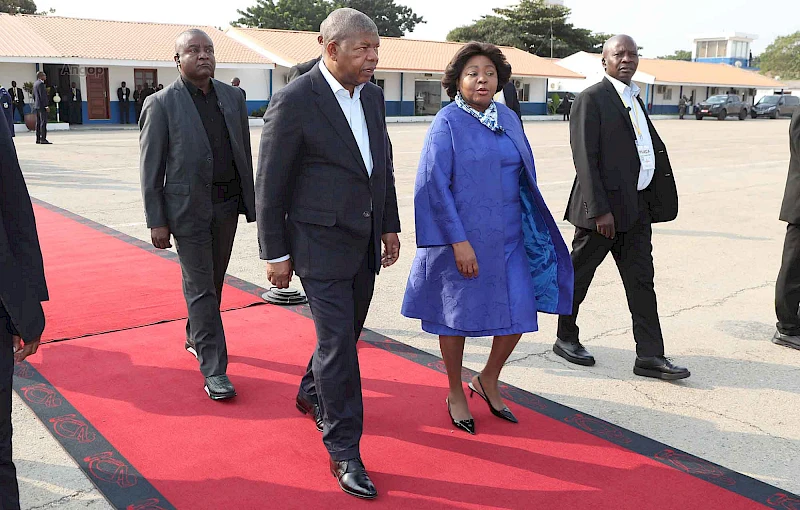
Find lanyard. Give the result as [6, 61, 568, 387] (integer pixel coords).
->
[618, 90, 644, 140]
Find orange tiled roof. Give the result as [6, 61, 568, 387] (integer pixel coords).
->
[228, 27, 583, 79]
[0, 13, 273, 65]
[581, 52, 784, 88]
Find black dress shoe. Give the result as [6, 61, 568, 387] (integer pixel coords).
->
[634, 356, 690, 380]
[446, 398, 475, 435]
[468, 374, 518, 423]
[329, 458, 377, 499]
[185, 340, 198, 360]
[772, 331, 800, 350]
[40, 140, 52, 144]
[296, 395, 323, 432]
[204, 375, 236, 400]
[553, 338, 596, 366]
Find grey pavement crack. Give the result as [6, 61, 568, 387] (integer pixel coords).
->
[26, 489, 96, 510]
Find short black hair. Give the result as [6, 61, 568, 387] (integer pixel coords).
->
[442, 41, 512, 100]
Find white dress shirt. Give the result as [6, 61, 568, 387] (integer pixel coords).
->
[605, 74, 655, 190]
[267, 60, 374, 264]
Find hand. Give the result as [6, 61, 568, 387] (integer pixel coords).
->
[453, 241, 479, 279]
[13, 335, 41, 363]
[267, 259, 293, 289]
[594, 212, 616, 239]
[45, 106, 49, 112]
[151, 226, 172, 249]
[381, 233, 400, 268]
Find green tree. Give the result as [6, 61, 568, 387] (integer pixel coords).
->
[0, 0, 38, 14]
[334, 0, 424, 37]
[759, 32, 800, 80]
[233, 0, 331, 31]
[234, 0, 424, 37]
[657, 49, 691, 61]
[447, 0, 610, 58]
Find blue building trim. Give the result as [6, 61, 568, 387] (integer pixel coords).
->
[650, 104, 679, 115]
[269, 69, 273, 99]
[245, 99, 269, 116]
[695, 56, 749, 67]
[520, 102, 547, 115]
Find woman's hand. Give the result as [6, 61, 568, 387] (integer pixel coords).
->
[453, 241, 479, 279]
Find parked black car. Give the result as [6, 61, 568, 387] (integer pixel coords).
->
[751, 95, 800, 119]
[695, 95, 748, 121]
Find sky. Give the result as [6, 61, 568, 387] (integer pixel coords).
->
[36, 0, 800, 57]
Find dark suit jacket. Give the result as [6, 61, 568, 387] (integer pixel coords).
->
[0, 89, 13, 137]
[33, 79, 48, 111]
[565, 77, 678, 232]
[288, 57, 321, 83]
[502, 82, 522, 120]
[256, 63, 401, 280]
[10, 87, 24, 105]
[117, 87, 131, 103]
[780, 109, 800, 224]
[0, 107, 48, 341]
[139, 78, 256, 236]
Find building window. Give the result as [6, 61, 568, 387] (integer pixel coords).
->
[376, 79, 385, 90]
[664, 87, 673, 100]
[521, 83, 530, 102]
[134, 68, 158, 90]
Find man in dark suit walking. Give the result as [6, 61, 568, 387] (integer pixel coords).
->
[0, 98, 49, 510]
[500, 80, 521, 120]
[554, 35, 689, 380]
[140, 29, 256, 400]
[256, 8, 400, 500]
[774, 109, 800, 350]
[33, 72, 50, 144]
[117, 81, 131, 124]
[9, 82, 24, 124]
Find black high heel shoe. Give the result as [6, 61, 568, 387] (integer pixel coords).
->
[469, 374, 518, 424]
[446, 398, 475, 435]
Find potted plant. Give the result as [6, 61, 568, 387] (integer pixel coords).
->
[22, 81, 36, 131]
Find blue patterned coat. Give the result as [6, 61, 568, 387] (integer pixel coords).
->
[401, 103, 574, 331]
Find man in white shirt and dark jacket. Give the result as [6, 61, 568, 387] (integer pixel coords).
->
[554, 35, 690, 380]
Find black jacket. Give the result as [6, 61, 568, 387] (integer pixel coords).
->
[256, 63, 400, 280]
[565, 78, 678, 232]
[0, 106, 48, 341]
[287, 57, 321, 83]
[779, 109, 800, 224]
[502, 82, 521, 120]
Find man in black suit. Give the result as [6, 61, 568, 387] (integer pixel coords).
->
[0, 97, 49, 510]
[774, 109, 800, 350]
[230, 77, 246, 100]
[133, 84, 144, 123]
[140, 29, 256, 400]
[501, 81, 521, 120]
[554, 35, 689, 380]
[256, 8, 400, 500]
[288, 56, 321, 83]
[9, 82, 24, 124]
[67, 82, 82, 125]
[117, 81, 131, 124]
[33, 72, 50, 144]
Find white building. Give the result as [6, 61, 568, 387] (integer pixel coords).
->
[553, 51, 784, 114]
[226, 27, 583, 116]
[0, 14, 274, 125]
[692, 32, 757, 68]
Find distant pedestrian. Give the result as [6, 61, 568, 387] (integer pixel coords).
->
[230, 77, 246, 100]
[67, 82, 82, 125]
[117, 81, 131, 124]
[774, 108, 800, 351]
[9, 82, 24, 124]
[134, 84, 144, 123]
[33, 71, 50, 144]
[678, 95, 688, 119]
[563, 94, 572, 121]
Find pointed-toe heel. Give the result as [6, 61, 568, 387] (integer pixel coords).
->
[446, 398, 475, 435]
[468, 375, 518, 424]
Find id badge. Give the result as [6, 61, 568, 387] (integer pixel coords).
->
[636, 141, 656, 172]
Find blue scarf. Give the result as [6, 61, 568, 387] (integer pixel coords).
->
[455, 92, 504, 133]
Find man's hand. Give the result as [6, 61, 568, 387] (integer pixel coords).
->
[453, 241, 479, 279]
[267, 260, 293, 289]
[381, 233, 400, 268]
[13, 335, 41, 363]
[595, 212, 616, 239]
[151, 226, 172, 249]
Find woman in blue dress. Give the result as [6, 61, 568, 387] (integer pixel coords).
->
[401, 43, 574, 434]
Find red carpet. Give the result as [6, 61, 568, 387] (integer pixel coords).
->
[16, 201, 789, 509]
[26, 306, 768, 509]
[33, 204, 261, 341]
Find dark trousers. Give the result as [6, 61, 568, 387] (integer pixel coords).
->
[134, 103, 142, 124]
[12, 103, 24, 123]
[298, 242, 376, 461]
[557, 201, 665, 358]
[776, 223, 800, 335]
[0, 305, 20, 510]
[173, 197, 240, 378]
[119, 102, 130, 124]
[35, 110, 47, 142]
